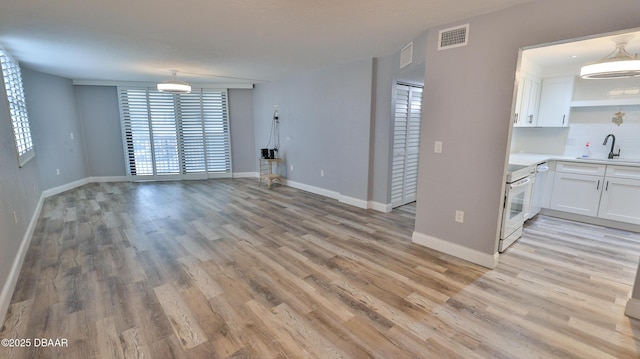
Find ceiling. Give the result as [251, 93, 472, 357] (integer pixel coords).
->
[523, 29, 640, 74]
[0, 0, 533, 85]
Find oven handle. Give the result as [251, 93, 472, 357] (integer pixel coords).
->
[510, 177, 530, 189]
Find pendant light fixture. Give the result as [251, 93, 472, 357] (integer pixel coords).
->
[580, 35, 640, 79]
[157, 70, 192, 93]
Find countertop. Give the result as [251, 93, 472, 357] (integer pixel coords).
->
[509, 153, 640, 168]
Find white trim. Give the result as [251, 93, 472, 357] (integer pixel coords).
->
[41, 178, 90, 198]
[232, 172, 258, 178]
[285, 180, 340, 201]
[339, 195, 368, 209]
[73, 79, 255, 89]
[42, 176, 128, 198]
[411, 231, 499, 269]
[88, 176, 128, 183]
[0, 193, 45, 326]
[368, 201, 392, 213]
[625, 297, 640, 320]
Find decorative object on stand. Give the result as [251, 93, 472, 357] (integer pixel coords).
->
[580, 35, 640, 79]
[612, 110, 625, 126]
[261, 105, 280, 159]
[157, 70, 192, 93]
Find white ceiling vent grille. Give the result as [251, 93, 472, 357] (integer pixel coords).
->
[438, 24, 469, 50]
[400, 42, 413, 69]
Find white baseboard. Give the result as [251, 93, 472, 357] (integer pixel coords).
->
[411, 231, 499, 269]
[339, 195, 368, 210]
[285, 180, 371, 210]
[369, 201, 392, 213]
[233, 172, 258, 178]
[88, 176, 127, 183]
[0, 193, 45, 326]
[41, 177, 90, 198]
[41, 176, 128, 198]
[625, 297, 640, 320]
[285, 180, 340, 201]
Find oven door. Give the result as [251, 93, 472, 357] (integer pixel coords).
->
[501, 176, 531, 239]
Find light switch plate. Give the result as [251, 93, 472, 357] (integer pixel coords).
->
[455, 210, 464, 223]
[434, 141, 443, 153]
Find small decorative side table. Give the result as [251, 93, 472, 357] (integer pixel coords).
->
[259, 158, 284, 188]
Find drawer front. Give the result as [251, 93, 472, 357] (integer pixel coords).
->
[606, 165, 640, 180]
[556, 161, 606, 176]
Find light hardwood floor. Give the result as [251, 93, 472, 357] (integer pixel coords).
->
[1, 178, 640, 358]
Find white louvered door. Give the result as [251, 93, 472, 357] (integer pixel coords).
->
[391, 83, 423, 208]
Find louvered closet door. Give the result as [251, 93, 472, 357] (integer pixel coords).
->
[391, 83, 423, 208]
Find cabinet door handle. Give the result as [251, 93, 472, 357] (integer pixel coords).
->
[605, 181, 609, 191]
[597, 180, 600, 190]
[562, 114, 565, 125]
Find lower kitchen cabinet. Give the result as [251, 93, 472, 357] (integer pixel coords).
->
[598, 175, 640, 225]
[549, 162, 640, 225]
[550, 172, 602, 216]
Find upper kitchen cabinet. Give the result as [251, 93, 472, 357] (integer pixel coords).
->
[513, 71, 541, 128]
[537, 76, 574, 127]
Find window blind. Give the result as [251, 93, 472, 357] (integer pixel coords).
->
[118, 87, 231, 180]
[1, 47, 35, 167]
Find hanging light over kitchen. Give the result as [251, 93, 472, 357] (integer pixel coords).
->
[157, 70, 192, 93]
[580, 35, 640, 79]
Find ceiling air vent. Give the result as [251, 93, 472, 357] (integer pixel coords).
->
[400, 42, 413, 69]
[438, 24, 469, 51]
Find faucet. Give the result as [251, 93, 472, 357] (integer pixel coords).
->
[603, 134, 621, 159]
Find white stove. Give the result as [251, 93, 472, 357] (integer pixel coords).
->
[500, 164, 533, 252]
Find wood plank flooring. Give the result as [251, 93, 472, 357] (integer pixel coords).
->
[2, 178, 640, 358]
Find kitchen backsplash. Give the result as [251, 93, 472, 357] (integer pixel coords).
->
[564, 105, 640, 159]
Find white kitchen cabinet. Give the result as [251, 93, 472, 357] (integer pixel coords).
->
[597, 166, 640, 225]
[550, 172, 603, 216]
[549, 162, 640, 225]
[513, 72, 541, 128]
[537, 76, 574, 127]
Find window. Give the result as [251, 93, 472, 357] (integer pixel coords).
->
[1, 47, 35, 167]
[118, 87, 232, 180]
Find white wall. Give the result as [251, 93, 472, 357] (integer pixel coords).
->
[253, 59, 374, 205]
[75, 86, 126, 177]
[23, 68, 89, 190]
[370, 32, 427, 207]
[228, 89, 256, 174]
[414, 0, 640, 267]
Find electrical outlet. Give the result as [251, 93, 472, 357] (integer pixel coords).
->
[455, 210, 464, 223]
[70, 132, 74, 140]
[434, 141, 443, 153]
[290, 164, 294, 171]
[56, 168, 60, 175]
[320, 170, 325, 177]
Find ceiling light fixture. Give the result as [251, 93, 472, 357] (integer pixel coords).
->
[580, 35, 640, 79]
[157, 70, 191, 93]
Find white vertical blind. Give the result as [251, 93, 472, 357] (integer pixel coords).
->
[391, 83, 423, 208]
[118, 87, 231, 180]
[1, 46, 35, 167]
